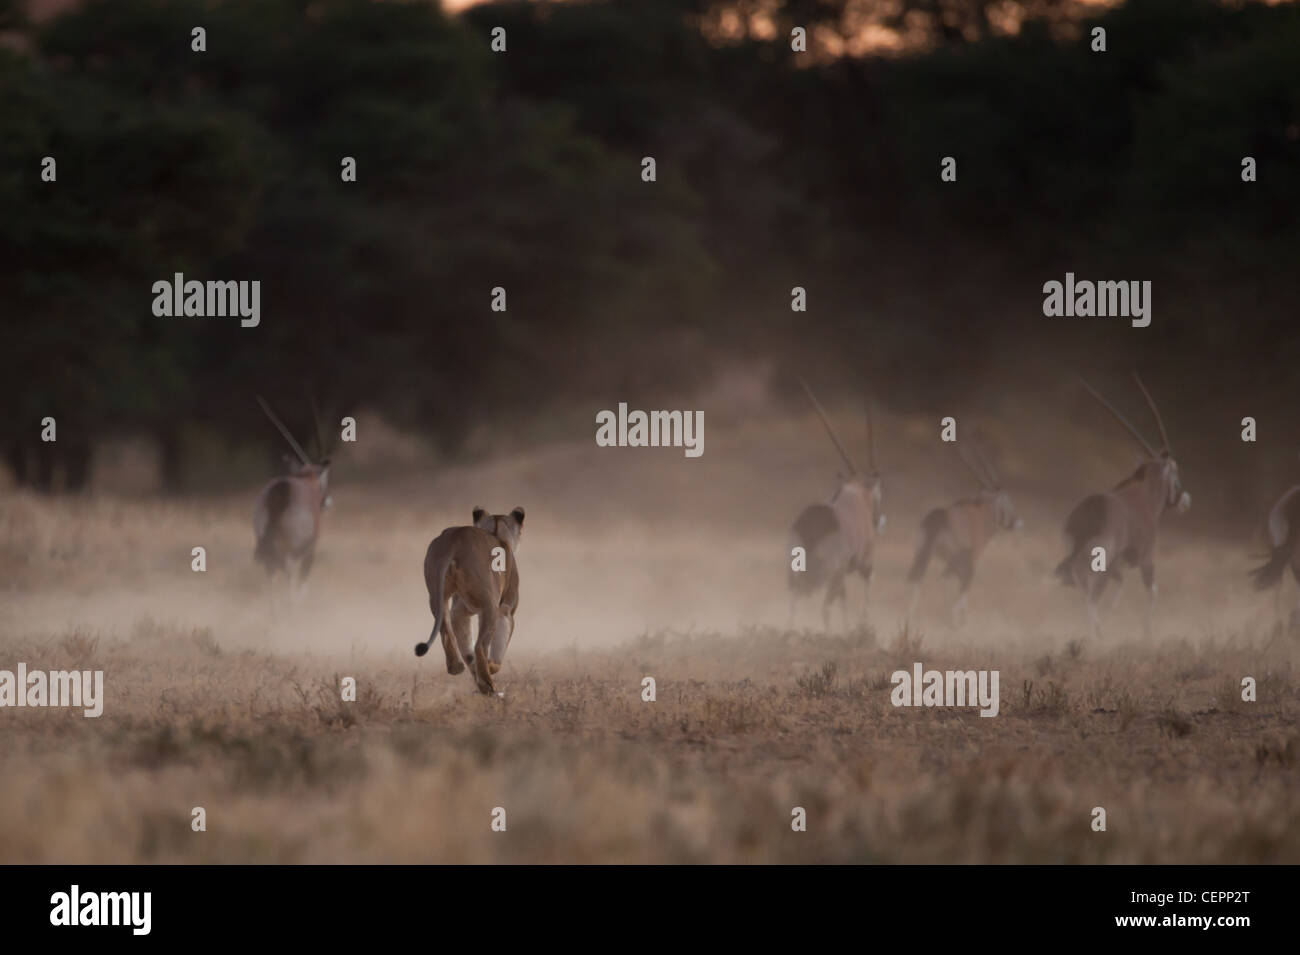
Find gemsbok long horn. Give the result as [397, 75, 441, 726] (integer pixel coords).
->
[1077, 376, 1157, 458]
[866, 397, 878, 474]
[305, 387, 329, 462]
[956, 445, 993, 489]
[1132, 372, 1172, 454]
[257, 395, 312, 467]
[972, 443, 1000, 488]
[799, 378, 859, 475]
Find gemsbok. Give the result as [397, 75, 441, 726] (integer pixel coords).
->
[1054, 374, 1190, 637]
[907, 442, 1022, 626]
[787, 380, 884, 631]
[252, 396, 332, 601]
[1250, 474, 1300, 629]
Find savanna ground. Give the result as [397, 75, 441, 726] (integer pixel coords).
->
[2, 392, 1298, 863]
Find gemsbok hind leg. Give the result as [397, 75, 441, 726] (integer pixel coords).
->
[1288, 562, 1300, 633]
[1082, 568, 1106, 639]
[822, 573, 846, 632]
[951, 590, 969, 628]
[277, 565, 298, 617]
[906, 582, 922, 620]
[1140, 564, 1157, 637]
[947, 551, 974, 628]
[856, 564, 874, 622]
[1108, 571, 1127, 611]
[264, 566, 282, 620]
[1273, 572, 1285, 631]
[298, 546, 316, 584]
[284, 548, 313, 607]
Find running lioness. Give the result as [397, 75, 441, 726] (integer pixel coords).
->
[415, 506, 524, 695]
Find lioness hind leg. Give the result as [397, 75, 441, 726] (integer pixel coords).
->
[442, 597, 474, 675]
[472, 606, 499, 694]
[450, 597, 475, 661]
[473, 648, 495, 694]
[439, 601, 465, 675]
[487, 614, 513, 675]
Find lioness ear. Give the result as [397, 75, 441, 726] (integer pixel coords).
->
[511, 506, 525, 527]
[472, 506, 486, 524]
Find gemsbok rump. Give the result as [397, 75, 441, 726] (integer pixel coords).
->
[252, 396, 333, 598]
[1251, 474, 1300, 629]
[907, 442, 1022, 626]
[787, 380, 884, 631]
[1054, 375, 1190, 637]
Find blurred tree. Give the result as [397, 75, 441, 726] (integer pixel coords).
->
[1, 0, 1296, 500]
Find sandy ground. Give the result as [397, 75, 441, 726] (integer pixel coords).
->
[1, 402, 1297, 862]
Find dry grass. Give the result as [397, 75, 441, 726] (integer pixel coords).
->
[0, 620, 1297, 863]
[2, 407, 1299, 863]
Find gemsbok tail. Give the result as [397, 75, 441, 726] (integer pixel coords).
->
[789, 503, 837, 592]
[1251, 545, 1290, 591]
[908, 508, 948, 583]
[1253, 488, 1300, 591]
[1056, 494, 1107, 586]
[254, 479, 291, 568]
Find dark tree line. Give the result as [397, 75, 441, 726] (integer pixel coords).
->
[1, 0, 1297, 491]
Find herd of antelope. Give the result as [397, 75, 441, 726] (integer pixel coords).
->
[788, 374, 1297, 639]
[249, 375, 1300, 695]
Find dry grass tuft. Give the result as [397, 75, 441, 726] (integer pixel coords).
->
[0, 619, 1296, 863]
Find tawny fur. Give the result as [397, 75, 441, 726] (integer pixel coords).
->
[908, 488, 1019, 625]
[416, 506, 524, 695]
[1056, 457, 1186, 636]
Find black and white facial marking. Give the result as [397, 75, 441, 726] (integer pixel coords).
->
[993, 489, 1022, 530]
[870, 472, 885, 533]
[1160, 456, 1189, 512]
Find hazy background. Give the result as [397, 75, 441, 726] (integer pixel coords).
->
[1, 0, 1297, 518]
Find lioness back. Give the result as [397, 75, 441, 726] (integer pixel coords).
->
[424, 525, 517, 612]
